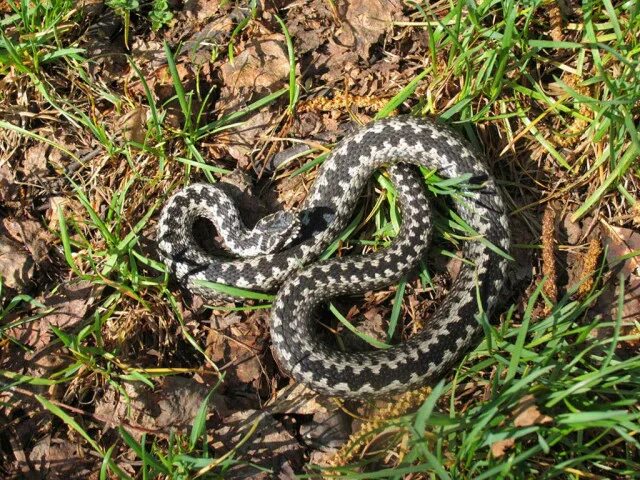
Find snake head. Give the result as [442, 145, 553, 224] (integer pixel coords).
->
[252, 211, 302, 253]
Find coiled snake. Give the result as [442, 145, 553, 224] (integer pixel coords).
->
[157, 116, 510, 399]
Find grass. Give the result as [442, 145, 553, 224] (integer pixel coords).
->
[318, 277, 640, 478]
[1, 0, 639, 478]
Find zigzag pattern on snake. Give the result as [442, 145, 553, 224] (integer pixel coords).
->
[157, 115, 511, 399]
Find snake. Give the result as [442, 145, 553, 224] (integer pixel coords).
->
[157, 115, 510, 399]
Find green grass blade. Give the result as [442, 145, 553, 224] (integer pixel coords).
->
[328, 303, 391, 350]
[274, 14, 299, 112]
[193, 280, 275, 301]
[36, 395, 132, 478]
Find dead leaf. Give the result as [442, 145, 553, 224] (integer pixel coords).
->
[269, 383, 327, 416]
[130, 39, 167, 73]
[336, 300, 388, 353]
[184, 14, 234, 65]
[23, 143, 49, 179]
[46, 196, 82, 231]
[335, 0, 405, 60]
[118, 106, 148, 144]
[275, 173, 308, 210]
[632, 203, 640, 228]
[600, 223, 640, 278]
[594, 223, 640, 341]
[286, 0, 334, 55]
[219, 33, 291, 109]
[301, 408, 351, 464]
[209, 310, 243, 330]
[588, 250, 640, 350]
[95, 376, 224, 437]
[3, 217, 52, 264]
[219, 110, 278, 166]
[320, 40, 360, 83]
[491, 437, 515, 458]
[490, 395, 552, 458]
[27, 435, 91, 480]
[214, 409, 304, 477]
[360, 305, 388, 341]
[44, 138, 69, 174]
[562, 212, 582, 245]
[215, 32, 291, 164]
[184, 0, 221, 21]
[446, 256, 463, 281]
[205, 311, 268, 388]
[6, 280, 99, 350]
[0, 161, 17, 204]
[78, 2, 126, 76]
[0, 234, 34, 290]
[156, 61, 195, 100]
[593, 275, 640, 334]
[513, 395, 553, 427]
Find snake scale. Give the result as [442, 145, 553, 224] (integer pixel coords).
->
[157, 115, 510, 399]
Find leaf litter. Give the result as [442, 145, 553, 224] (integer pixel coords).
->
[0, 0, 639, 477]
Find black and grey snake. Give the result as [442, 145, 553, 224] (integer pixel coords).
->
[157, 115, 510, 399]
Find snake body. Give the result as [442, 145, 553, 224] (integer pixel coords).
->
[157, 116, 510, 398]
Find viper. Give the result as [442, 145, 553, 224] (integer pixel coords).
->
[157, 115, 510, 399]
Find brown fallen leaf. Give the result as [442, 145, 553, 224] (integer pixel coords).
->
[216, 33, 290, 164]
[593, 222, 640, 351]
[335, 0, 405, 60]
[219, 110, 278, 167]
[490, 395, 552, 458]
[214, 409, 305, 477]
[600, 222, 640, 279]
[3, 217, 52, 265]
[46, 196, 83, 231]
[491, 437, 515, 458]
[184, 14, 234, 65]
[268, 383, 328, 416]
[78, 2, 127, 76]
[23, 143, 49, 179]
[118, 106, 148, 144]
[265, 382, 350, 465]
[205, 311, 269, 389]
[130, 39, 167, 73]
[183, 0, 221, 21]
[562, 212, 583, 245]
[513, 394, 553, 428]
[593, 274, 640, 337]
[0, 234, 34, 291]
[301, 408, 352, 466]
[592, 275, 640, 357]
[5, 281, 99, 350]
[275, 172, 309, 210]
[446, 255, 464, 282]
[95, 376, 225, 437]
[0, 161, 16, 204]
[286, 0, 335, 56]
[26, 435, 92, 480]
[219, 33, 290, 108]
[631, 203, 640, 227]
[319, 40, 360, 84]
